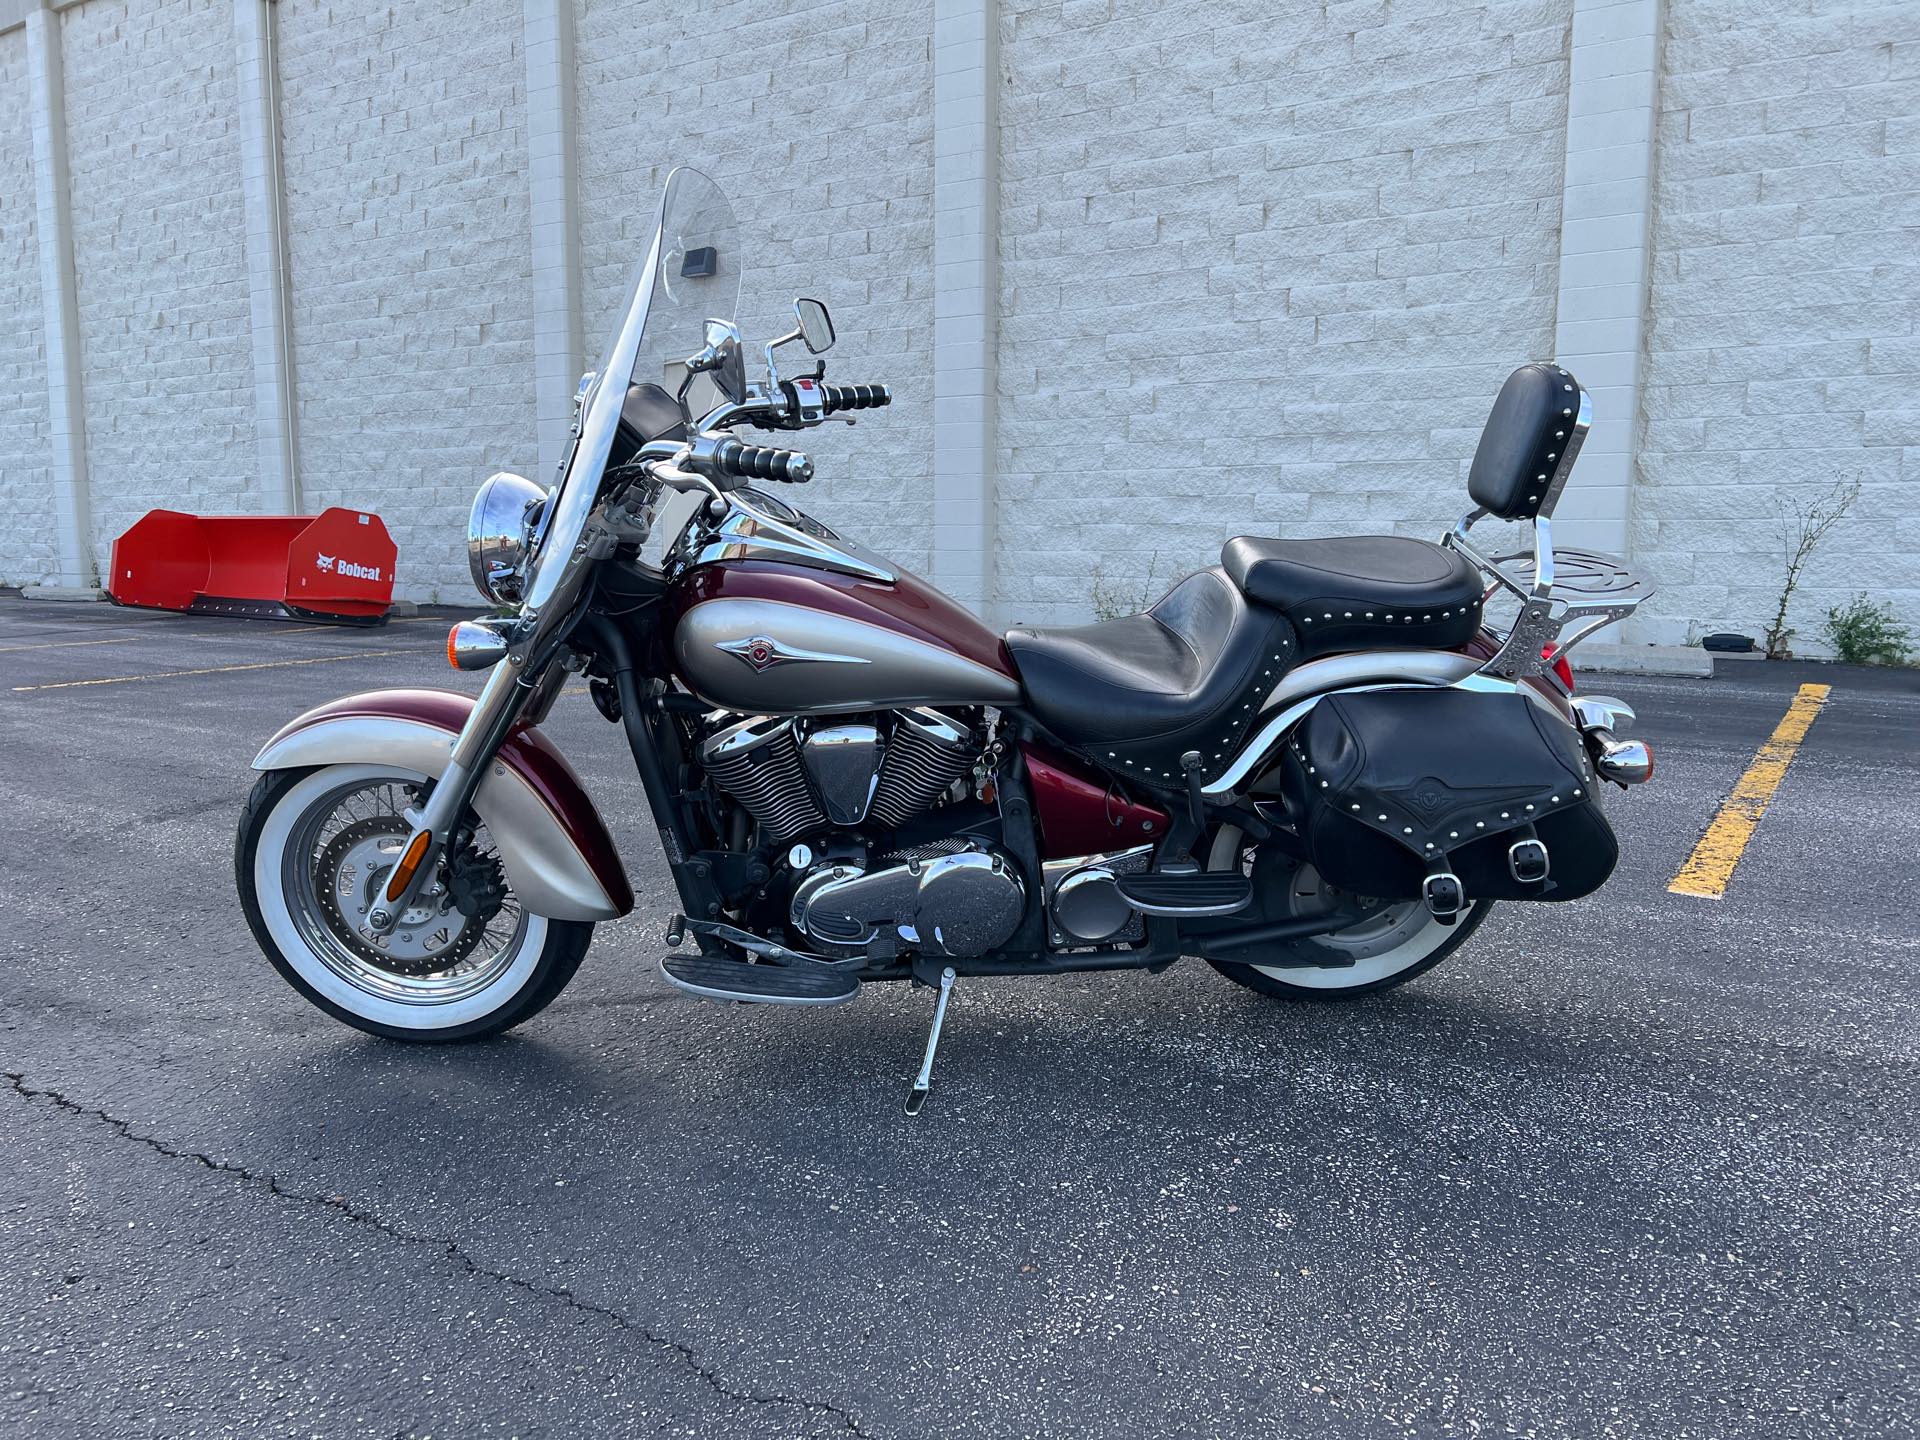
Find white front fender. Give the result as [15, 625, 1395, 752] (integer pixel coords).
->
[252, 690, 631, 922]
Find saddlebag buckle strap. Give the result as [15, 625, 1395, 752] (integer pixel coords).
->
[1507, 828, 1550, 885]
[1421, 867, 1466, 926]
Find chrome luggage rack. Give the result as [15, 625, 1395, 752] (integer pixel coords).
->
[1442, 389, 1652, 681]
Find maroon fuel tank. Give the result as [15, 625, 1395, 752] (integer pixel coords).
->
[665, 560, 1021, 716]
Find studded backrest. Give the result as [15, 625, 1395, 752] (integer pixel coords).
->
[1468, 363, 1584, 521]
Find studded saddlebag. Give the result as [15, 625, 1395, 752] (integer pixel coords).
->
[1279, 688, 1617, 903]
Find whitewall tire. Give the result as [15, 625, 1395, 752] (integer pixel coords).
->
[236, 764, 593, 1041]
[1201, 824, 1491, 1000]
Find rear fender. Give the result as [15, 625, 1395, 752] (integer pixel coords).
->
[251, 688, 633, 921]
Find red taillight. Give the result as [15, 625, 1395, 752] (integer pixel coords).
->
[1544, 643, 1575, 693]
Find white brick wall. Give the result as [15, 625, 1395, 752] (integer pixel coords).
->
[572, 0, 936, 578]
[59, 0, 256, 573]
[993, 0, 1576, 626]
[275, 0, 536, 603]
[1630, 0, 1920, 653]
[0, 28, 57, 588]
[0, 0, 1913, 652]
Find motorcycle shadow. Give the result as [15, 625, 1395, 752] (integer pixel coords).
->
[216, 964, 1781, 1297]
[593, 964, 1630, 1125]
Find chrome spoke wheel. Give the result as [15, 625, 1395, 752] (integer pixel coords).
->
[282, 777, 527, 1008]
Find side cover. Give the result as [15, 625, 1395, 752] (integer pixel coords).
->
[251, 689, 633, 921]
[1281, 687, 1617, 902]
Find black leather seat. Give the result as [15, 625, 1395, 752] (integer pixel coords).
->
[1005, 568, 1297, 789]
[1220, 535, 1485, 657]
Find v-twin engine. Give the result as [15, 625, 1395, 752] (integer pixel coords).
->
[700, 707, 1024, 959]
[700, 706, 976, 844]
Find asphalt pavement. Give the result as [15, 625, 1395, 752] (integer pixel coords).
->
[1, 597, 1915, 1439]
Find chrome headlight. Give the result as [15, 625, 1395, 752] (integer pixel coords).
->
[467, 472, 547, 605]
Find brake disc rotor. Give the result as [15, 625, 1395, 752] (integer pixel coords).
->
[312, 817, 481, 975]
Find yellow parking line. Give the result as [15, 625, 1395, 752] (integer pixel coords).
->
[1669, 683, 1830, 900]
[0, 635, 138, 654]
[11, 648, 413, 693]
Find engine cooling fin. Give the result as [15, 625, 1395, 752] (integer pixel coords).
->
[700, 715, 825, 844]
[869, 709, 974, 827]
[702, 707, 978, 846]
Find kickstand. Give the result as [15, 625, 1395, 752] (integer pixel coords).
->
[904, 966, 957, 1116]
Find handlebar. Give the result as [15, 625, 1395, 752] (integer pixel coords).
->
[820, 383, 891, 414]
[713, 439, 813, 483]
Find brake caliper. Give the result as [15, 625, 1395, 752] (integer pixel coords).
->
[446, 837, 509, 922]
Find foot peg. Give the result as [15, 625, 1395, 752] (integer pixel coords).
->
[1421, 871, 1465, 925]
[905, 966, 956, 1116]
[1508, 837, 1550, 884]
[1113, 871, 1253, 916]
[659, 953, 858, 1006]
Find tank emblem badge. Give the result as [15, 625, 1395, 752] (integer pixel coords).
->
[716, 634, 869, 673]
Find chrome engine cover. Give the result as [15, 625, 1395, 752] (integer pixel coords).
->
[801, 722, 882, 824]
[791, 847, 1024, 959]
[1043, 845, 1152, 945]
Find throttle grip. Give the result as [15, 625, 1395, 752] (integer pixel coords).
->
[821, 383, 892, 414]
[715, 440, 813, 483]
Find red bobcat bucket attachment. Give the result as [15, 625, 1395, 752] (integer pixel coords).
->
[108, 508, 397, 624]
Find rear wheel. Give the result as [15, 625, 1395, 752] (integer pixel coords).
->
[1201, 824, 1491, 999]
[236, 764, 593, 1041]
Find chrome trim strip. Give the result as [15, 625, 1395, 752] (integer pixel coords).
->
[1203, 651, 1484, 801]
[682, 490, 896, 583]
[1250, 649, 1482, 717]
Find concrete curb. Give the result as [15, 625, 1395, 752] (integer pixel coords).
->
[1570, 643, 1714, 678]
[22, 584, 105, 603]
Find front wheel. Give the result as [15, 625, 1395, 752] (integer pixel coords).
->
[1201, 824, 1492, 1000]
[236, 764, 593, 1042]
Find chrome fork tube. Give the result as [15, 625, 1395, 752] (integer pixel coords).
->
[365, 657, 533, 934]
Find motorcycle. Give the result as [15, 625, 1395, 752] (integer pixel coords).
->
[236, 168, 1655, 1111]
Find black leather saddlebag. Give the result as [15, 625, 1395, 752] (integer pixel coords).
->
[1280, 688, 1616, 903]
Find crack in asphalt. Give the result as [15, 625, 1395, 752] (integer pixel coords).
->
[5, 1071, 869, 1437]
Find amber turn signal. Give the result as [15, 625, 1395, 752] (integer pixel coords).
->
[447, 619, 511, 671]
[385, 829, 434, 902]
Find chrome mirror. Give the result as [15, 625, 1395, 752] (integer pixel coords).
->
[794, 297, 835, 354]
[682, 318, 737, 375]
[679, 318, 746, 408]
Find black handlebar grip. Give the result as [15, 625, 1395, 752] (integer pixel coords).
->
[821, 383, 893, 414]
[715, 440, 813, 483]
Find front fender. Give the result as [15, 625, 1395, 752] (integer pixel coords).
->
[252, 688, 633, 921]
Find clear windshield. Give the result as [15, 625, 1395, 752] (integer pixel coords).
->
[628, 171, 742, 404]
[521, 168, 740, 614]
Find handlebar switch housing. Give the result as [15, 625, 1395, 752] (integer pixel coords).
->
[786, 376, 829, 427]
